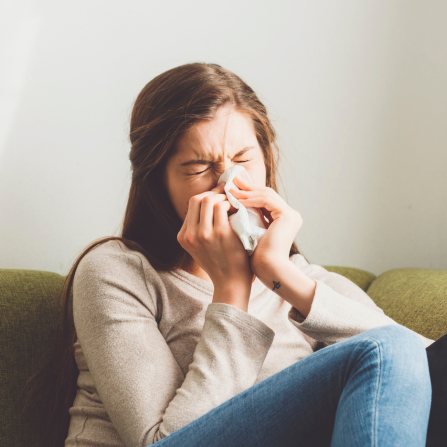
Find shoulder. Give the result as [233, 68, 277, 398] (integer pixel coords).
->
[77, 239, 159, 280]
[289, 252, 347, 283]
[289, 253, 312, 270]
[290, 252, 384, 313]
[74, 239, 164, 314]
[78, 238, 143, 264]
[289, 252, 343, 285]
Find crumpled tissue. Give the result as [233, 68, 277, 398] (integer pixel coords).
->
[217, 165, 268, 256]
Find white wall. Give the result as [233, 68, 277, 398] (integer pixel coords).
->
[1, 0, 446, 276]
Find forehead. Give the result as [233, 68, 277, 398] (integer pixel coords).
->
[176, 108, 257, 157]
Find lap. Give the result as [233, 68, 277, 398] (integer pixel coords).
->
[153, 325, 427, 447]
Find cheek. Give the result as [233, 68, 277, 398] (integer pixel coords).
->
[171, 190, 190, 220]
[165, 170, 189, 217]
[245, 162, 267, 187]
[177, 180, 212, 218]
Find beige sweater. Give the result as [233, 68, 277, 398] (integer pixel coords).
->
[65, 240, 434, 447]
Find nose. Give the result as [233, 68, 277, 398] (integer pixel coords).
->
[214, 159, 238, 180]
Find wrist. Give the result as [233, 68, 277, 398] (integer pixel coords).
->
[255, 258, 316, 318]
[212, 282, 252, 312]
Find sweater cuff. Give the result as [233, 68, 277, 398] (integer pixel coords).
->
[287, 279, 401, 345]
[287, 279, 330, 330]
[206, 302, 275, 345]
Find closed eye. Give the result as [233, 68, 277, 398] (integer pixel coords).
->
[189, 160, 251, 176]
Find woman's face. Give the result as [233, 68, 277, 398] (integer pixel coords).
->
[165, 106, 267, 221]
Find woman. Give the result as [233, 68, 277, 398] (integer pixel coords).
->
[21, 62, 435, 447]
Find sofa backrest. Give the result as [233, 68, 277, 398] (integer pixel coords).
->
[367, 267, 447, 341]
[0, 269, 66, 447]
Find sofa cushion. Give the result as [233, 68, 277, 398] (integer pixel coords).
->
[366, 268, 447, 341]
[322, 265, 377, 292]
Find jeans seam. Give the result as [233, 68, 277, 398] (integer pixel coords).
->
[367, 338, 382, 447]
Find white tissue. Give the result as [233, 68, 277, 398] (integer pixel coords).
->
[217, 165, 268, 256]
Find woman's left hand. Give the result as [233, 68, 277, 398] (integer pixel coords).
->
[229, 174, 303, 276]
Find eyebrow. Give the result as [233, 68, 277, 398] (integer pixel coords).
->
[180, 146, 255, 166]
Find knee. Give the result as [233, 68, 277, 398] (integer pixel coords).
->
[363, 324, 430, 383]
[367, 324, 423, 350]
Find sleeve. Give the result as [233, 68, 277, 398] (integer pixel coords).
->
[286, 254, 434, 348]
[73, 248, 275, 447]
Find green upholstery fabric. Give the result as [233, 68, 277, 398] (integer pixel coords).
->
[0, 269, 65, 447]
[366, 268, 447, 341]
[321, 265, 377, 292]
[1, 265, 446, 447]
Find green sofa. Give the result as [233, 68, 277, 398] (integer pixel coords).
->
[1, 266, 447, 446]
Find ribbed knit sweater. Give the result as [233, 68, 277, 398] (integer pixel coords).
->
[64, 240, 434, 447]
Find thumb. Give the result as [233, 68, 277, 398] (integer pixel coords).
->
[211, 181, 226, 192]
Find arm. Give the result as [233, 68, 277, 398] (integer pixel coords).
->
[227, 174, 434, 349]
[254, 254, 434, 348]
[73, 246, 275, 447]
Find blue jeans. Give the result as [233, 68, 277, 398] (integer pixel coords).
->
[152, 325, 431, 447]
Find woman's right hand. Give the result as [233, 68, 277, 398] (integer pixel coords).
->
[177, 182, 254, 310]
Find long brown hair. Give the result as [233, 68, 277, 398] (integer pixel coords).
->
[19, 62, 311, 446]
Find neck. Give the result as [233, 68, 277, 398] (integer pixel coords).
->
[184, 263, 213, 283]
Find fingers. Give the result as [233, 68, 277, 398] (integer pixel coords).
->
[211, 182, 226, 192]
[234, 195, 277, 212]
[232, 174, 267, 192]
[213, 200, 231, 229]
[229, 186, 282, 204]
[187, 182, 225, 228]
[199, 192, 227, 232]
[179, 183, 230, 247]
[229, 186, 287, 219]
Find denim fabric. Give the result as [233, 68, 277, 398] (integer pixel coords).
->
[151, 325, 431, 447]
